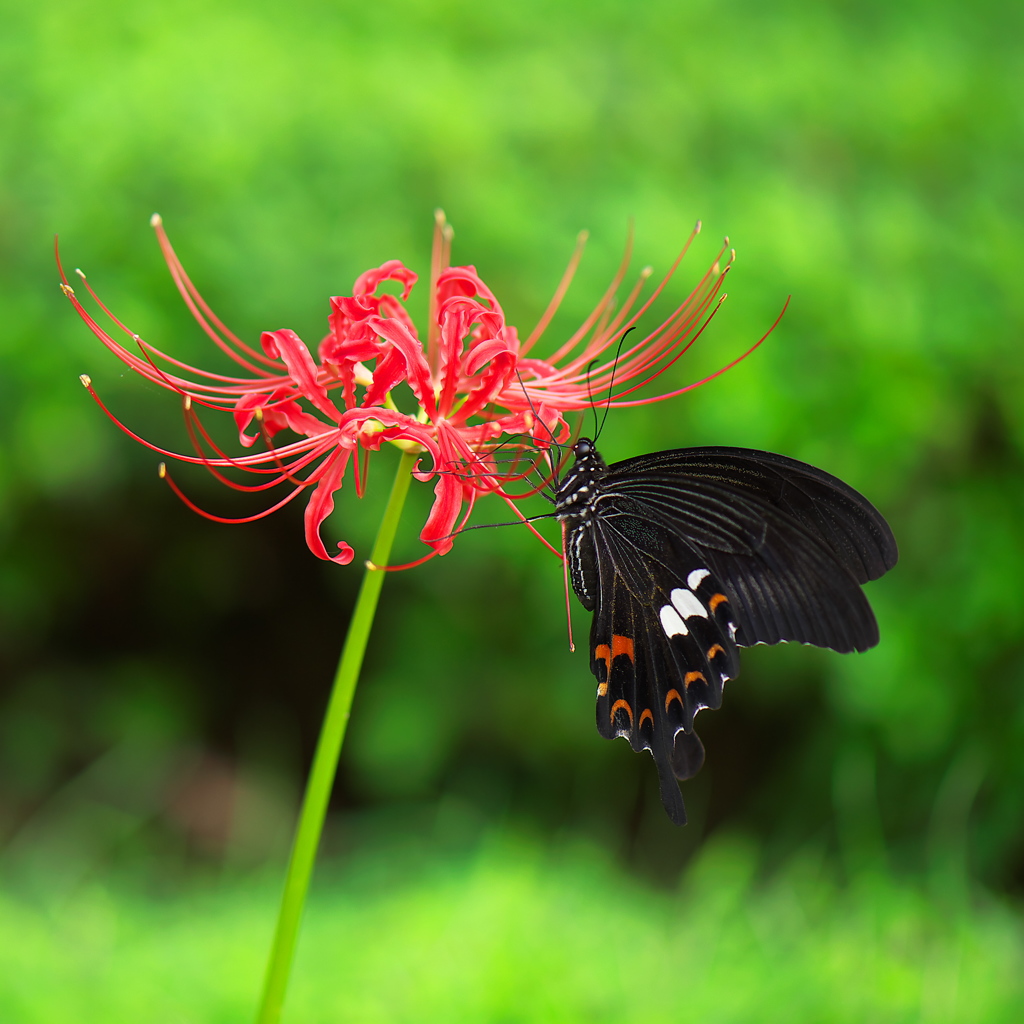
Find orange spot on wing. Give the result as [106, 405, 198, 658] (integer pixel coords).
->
[709, 593, 728, 613]
[610, 699, 634, 727]
[707, 644, 725, 660]
[595, 636, 635, 698]
[664, 688, 683, 712]
[684, 671, 706, 687]
[610, 635, 635, 661]
[639, 708, 654, 729]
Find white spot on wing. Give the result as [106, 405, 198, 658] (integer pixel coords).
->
[671, 588, 708, 620]
[660, 604, 688, 637]
[687, 568, 710, 590]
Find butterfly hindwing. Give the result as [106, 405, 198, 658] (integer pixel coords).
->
[587, 510, 740, 823]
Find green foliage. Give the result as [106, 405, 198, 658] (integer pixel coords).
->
[2, 834, 1024, 1022]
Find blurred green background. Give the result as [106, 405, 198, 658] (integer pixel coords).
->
[3, 0, 1024, 1019]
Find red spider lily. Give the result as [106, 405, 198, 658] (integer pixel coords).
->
[61, 211, 768, 567]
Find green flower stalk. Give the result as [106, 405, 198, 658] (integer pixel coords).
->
[256, 449, 415, 1024]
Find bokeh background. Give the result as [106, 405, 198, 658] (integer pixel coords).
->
[3, 0, 1023, 1020]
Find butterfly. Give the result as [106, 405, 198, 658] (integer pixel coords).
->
[554, 438, 898, 825]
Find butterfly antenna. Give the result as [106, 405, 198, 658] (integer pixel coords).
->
[595, 326, 636, 441]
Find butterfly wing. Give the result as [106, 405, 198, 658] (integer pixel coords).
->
[604, 447, 898, 652]
[582, 498, 741, 825]
[566, 444, 897, 823]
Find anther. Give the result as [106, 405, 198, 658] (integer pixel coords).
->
[75, 268, 87, 281]
[158, 462, 167, 478]
[60, 283, 75, 298]
[183, 395, 192, 411]
[150, 213, 162, 228]
[79, 373, 92, 387]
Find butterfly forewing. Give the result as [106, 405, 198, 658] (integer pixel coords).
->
[605, 452, 896, 651]
[556, 438, 897, 825]
[608, 447, 897, 585]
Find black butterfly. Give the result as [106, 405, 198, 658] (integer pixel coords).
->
[554, 438, 898, 825]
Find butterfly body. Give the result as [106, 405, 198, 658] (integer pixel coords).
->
[554, 438, 897, 825]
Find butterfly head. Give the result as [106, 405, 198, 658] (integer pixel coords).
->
[554, 437, 608, 518]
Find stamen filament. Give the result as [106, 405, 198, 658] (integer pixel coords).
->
[151, 214, 282, 371]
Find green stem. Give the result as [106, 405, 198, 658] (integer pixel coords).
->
[255, 449, 418, 1024]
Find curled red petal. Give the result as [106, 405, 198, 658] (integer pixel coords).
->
[363, 346, 410, 407]
[322, 292, 383, 370]
[260, 329, 340, 423]
[234, 392, 272, 446]
[333, 294, 378, 322]
[418, 471, 463, 556]
[436, 265, 503, 316]
[353, 259, 418, 300]
[464, 332, 519, 376]
[233, 387, 331, 444]
[367, 316, 436, 416]
[434, 301, 475, 414]
[268, 400, 332, 439]
[456, 348, 518, 422]
[303, 449, 355, 564]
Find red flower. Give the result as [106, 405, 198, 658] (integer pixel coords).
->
[62, 212, 766, 566]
